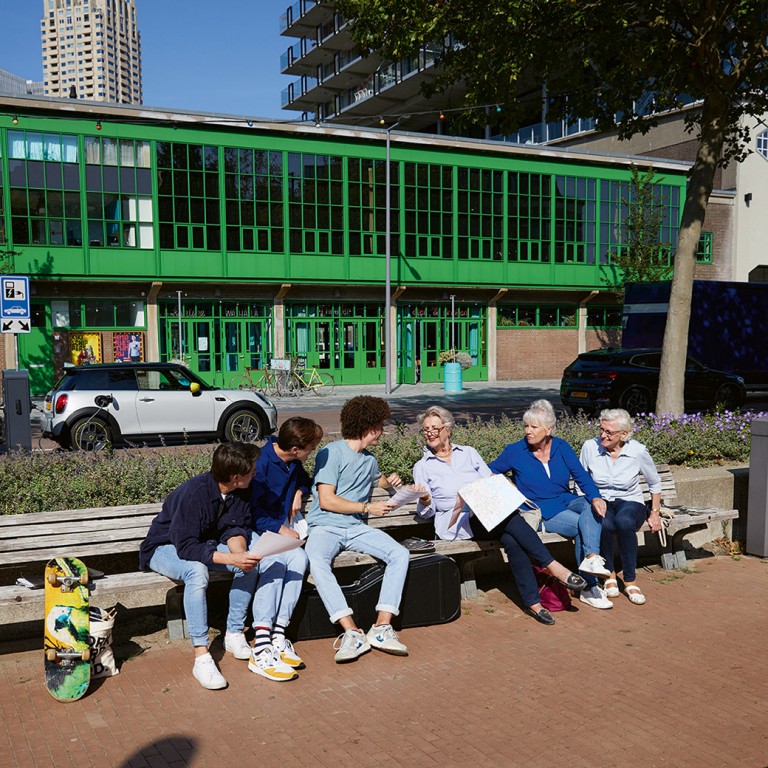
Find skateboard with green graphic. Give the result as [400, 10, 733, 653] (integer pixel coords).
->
[44, 557, 91, 702]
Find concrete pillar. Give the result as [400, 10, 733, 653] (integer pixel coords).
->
[273, 284, 291, 359]
[746, 417, 768, 556]
[146, 281, 162, 362]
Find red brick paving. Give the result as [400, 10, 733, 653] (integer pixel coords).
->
[2, 556, 768, 768]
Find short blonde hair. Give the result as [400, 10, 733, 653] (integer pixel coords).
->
[417, 405, 455, 433]
[523, 398, 556, 430]
[600, 408, 633, 441]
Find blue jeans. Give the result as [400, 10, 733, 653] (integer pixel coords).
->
[472, 513, 554, 609]
[148, 543, 259, 647]
[599, 499, 648, 583]
[227, 533, 309, 630]
[305, 524, 410, 625]
[543, 496, 603, 588]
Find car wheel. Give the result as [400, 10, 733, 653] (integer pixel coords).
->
[619, 386, 653, 416]
[223, 409, 263, 444]
[714, 383, 744, 411]
[70, 416, 111, 451]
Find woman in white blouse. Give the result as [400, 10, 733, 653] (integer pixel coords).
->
[579, 409, 663, 605]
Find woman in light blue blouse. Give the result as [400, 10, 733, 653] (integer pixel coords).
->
[579, 408, 663, 605]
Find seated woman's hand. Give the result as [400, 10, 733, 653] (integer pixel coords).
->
[647, 512, 663, 532]
[419, 492, 432, 506]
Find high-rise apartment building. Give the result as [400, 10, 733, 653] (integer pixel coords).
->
[41, 0, 142, 104]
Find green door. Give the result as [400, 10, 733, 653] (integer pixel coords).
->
[418, 317, 443, 383]
[221, 320, 271, 387]
[397, 316, 417, 385]
[18, 323, 54, 395]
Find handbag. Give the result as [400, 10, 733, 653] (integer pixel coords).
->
[518, 500, 543, 532]
[533, 566, 572, 612]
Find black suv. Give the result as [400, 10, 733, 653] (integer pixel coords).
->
[43, 362, 278, 450]
[560, 348, 746, 416]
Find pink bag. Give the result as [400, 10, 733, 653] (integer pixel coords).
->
[533, 566, 572, 612]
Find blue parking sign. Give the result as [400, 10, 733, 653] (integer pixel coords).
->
[1, 276, 30, 319]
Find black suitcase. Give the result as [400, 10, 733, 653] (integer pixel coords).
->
[288, 553, 461, 641]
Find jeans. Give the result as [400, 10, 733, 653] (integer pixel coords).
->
[226, 533, 309, 630]
[543, 496, 603, 588]
[305, 524, 410, 625]
[599, 499, 648, 583]
[471, 513, 554, 609]
[147, 543, 259, 647]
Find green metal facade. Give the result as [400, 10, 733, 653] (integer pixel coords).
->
[0, 101, 688, 392]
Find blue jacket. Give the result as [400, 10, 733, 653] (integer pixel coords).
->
[489, 437, 602, 520]
[251, 436, 312, 533]
[139, 472, 251, 569]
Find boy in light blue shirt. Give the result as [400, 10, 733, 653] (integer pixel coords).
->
[306, 396, 410, 663]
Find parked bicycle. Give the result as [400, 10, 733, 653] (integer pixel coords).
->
[229, 367, 285, 397]
[286, 365, 335, 396]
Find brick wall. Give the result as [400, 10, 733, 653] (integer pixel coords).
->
[496, 328, 622, 380]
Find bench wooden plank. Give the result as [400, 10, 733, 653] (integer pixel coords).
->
[0, 503, 162, 528]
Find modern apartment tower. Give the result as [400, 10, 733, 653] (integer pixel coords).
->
[280, 0, 458, 132]
[41, 0, 142, 104]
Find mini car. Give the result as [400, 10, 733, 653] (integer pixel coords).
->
[43, 362, 278, 450]
[560, 348, 746, 416]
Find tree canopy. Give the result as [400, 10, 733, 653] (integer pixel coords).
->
[339, 0, 768, 414]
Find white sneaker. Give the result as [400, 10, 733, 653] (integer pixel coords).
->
[366, 624, 408, 656]
[224, 631, 252, 660]
[248, 646, 298, 682]
[192, 653, 227, 690]
[333, 629, 371, 663]
[579, 585, 614, 610]
[272, 636, 305, 669]
[579, 555, 612, 578]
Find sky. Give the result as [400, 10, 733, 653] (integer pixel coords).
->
[0, 0, 292, 119]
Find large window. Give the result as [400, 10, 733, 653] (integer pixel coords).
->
[403, 161, 453, 258]
[508, 172, 551, 262]
[286, 152, 344, 255]
[586, 305, 622, 328]
[8, 130, 81, 246]
[224, 147, 284, 253]
[457, 167, 503, 260]
[497, 304, 577, 327]
[347, 157, 391, 256]
[554, 175, 597, 264]
[84, 136, 152, 248]
[51, 298, 146, 328]
[157, 142, 220, 250]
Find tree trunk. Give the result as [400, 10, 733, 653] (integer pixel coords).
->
[656, 102, 725, 416]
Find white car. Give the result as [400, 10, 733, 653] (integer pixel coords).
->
[4, 306, 28, 315]
[43, 362, 278, 450]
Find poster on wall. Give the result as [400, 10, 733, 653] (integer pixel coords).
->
[70, 332, 102, 366]
[114, 332, 143, 363]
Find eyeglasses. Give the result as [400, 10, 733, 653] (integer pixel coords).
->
[422, 425, 446, 436]
[599, 427, 624, 437]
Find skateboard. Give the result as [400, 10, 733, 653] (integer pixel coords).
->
[44, 557, 91, 702]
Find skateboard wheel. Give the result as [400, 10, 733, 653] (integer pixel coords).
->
[46, 649, 58, 662]
[81, 649, 91, 662]
[47, 573, 60, 587]
[79, 573, 89, 586]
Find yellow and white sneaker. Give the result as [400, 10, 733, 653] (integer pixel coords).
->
[248, 646, 298, 682]
[273, 636, 305, 669]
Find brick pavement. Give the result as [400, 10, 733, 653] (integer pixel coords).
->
[2, 555, 767, 768]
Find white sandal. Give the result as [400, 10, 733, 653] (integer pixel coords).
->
[625, 585, 646, 605]
[604, 578, 620, 598]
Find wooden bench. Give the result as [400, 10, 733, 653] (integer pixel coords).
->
[0, 464, 738, 639]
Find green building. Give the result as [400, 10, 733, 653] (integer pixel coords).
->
[0, 95, 690, 394]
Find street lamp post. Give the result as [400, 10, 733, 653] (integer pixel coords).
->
[384, 115, 408, 395]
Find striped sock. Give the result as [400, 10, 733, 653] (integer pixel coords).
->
[252, 626, 272, 656]
[272, 621, 288, 644]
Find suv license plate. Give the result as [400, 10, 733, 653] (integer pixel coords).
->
[570, 391, 588, 398]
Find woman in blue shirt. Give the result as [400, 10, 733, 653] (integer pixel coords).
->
[489, 399, 612, 614]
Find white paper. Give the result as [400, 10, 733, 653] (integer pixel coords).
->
[457, 474, 533, 533]
[248, 530, 305, 557]
[387, 484, 426, 510]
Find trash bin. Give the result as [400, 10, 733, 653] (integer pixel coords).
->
[747, 416, 768, 557]
[443, 362, 462, 393]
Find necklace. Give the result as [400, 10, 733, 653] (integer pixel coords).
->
[434, 445, 452, 458]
